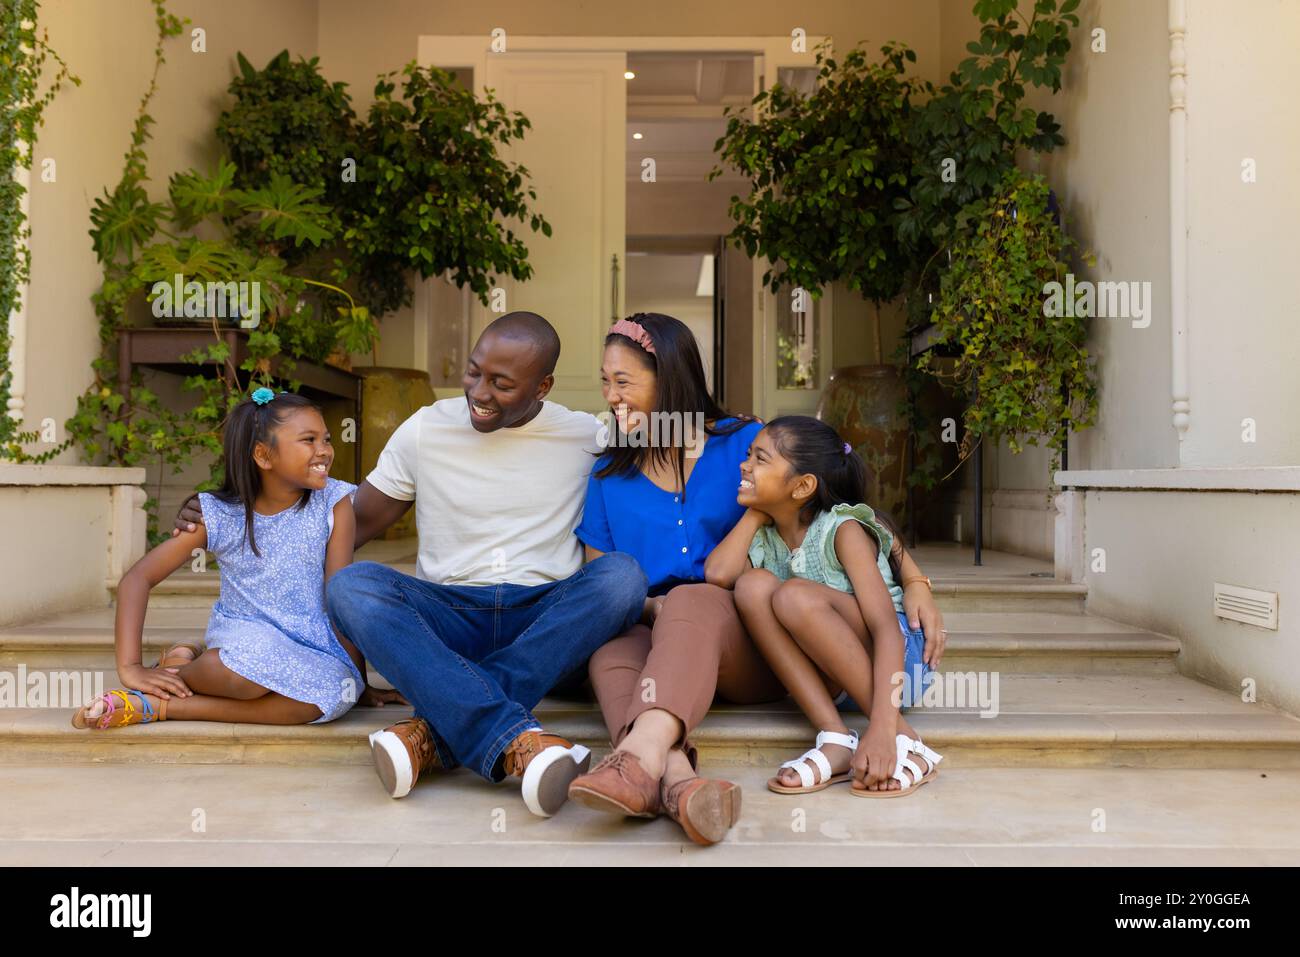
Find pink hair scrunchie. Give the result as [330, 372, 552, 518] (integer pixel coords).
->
[609, 318, 656, 355]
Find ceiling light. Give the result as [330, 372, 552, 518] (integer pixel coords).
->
[632, 132, 643, 140]
[624, 71, 636, 80]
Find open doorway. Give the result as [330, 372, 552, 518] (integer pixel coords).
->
[624, 53, 751, 407]
[416, 36, 826, 415]
[624, 240, 722, 397]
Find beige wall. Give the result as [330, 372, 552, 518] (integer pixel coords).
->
[1181, 0, 1300, 468]
[941, 0, 1300, 479]
[942, 0, 1178, 487]
[943, 2, 1300, 549]
[627, 180, 735, 237]
[1, 486, 114, 622]
[933, 0, 1177, 559]
[0, 466, 147, 625]
[317, 0, 945, 110]
[26, 0, 318, 519]
[1080, 488, 1300, 716]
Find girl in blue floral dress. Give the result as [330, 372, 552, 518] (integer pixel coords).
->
[74, 388, 394, 730]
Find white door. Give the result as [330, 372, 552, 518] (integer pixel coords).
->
[413, 41, 621, 408]
[754, 44, 832, 421]
[480, 52, 627, 412]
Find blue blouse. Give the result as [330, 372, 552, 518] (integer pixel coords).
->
[576, 417, 763, 596]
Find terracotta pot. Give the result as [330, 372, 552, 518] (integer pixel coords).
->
[815, 365, 909, 521]
[357, 367, 436, 540]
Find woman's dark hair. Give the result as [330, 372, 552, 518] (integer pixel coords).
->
[763, 415, 905, 582]
[210, 390, 323, 557]
[596, 312, 753, 496]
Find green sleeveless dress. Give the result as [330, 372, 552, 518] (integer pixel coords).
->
[746, 502, 904, 613]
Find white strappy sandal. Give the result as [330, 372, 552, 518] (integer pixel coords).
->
[851, 733, 943, 798]
[767, 729, 860, 795]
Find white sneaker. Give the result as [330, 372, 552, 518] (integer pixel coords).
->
[368, 717, 440, 799]
[501, 729, 593, 817]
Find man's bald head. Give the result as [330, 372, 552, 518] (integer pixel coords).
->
[483, 311, 561, 377]
[463, 311, 561, 433]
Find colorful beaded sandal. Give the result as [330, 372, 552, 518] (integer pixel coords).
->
[72, 689, 169, 730]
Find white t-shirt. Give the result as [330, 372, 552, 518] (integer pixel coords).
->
[365, 398, 604, 587]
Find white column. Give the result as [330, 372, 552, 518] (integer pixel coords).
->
[1169, 0, 1190, 444]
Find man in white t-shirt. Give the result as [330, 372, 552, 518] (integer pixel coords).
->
[177, 313, 647, 817]
[336, 312, 648, 814]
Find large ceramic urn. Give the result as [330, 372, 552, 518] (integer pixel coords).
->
[815, 365, 909, 521]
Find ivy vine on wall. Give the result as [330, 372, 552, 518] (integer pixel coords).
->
[0, 0, 79, 460]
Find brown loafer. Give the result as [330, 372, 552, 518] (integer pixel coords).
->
[661, 775, 742, 846]
[567, 749, 662, 818]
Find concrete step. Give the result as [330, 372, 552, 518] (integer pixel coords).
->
[5, 763, 1300, 865]
[5, 673, 1299, 770]
[0, 608, 1177, 675]
[116, 562, 1089, 614]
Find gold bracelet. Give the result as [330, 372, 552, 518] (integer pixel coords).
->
[902, 575, 932, 589]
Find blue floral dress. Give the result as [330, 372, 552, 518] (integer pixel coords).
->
[198, 477, 363, 722]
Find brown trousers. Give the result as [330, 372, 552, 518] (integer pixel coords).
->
[588, 582, 788, 747]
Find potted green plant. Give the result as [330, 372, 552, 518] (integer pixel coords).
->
[217, 50, 358, 217]
[919, 169, 1097, 475]
[711, 41, 921, 516]
[340, 62, 553, 316]
[64, 10, 375, 543]
[897, 0, 1081, 503]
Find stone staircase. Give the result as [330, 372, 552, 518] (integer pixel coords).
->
[3, 542, 1300, 772]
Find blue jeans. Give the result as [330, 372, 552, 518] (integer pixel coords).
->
[325, 552, 647, 782]
[834, 611, 934, 712]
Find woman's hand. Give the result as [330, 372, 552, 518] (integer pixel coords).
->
[359, 685, 408, 707]
[118, 662, 192, 700]
[904, 582, 947, 668]
[852, 724, 897, 791]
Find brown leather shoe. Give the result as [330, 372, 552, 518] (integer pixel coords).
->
[567, 749, 663, 818]
[660, 775, 742, 846]
[369, 717, 442, 799]
[501, 729, 593, 818]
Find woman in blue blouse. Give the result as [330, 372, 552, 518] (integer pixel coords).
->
[567, 313, 947, 845]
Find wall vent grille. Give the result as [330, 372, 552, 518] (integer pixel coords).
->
[1213, 583, 1278, 630]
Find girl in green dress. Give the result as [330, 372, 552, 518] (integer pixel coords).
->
[705, 415, 943, 798]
